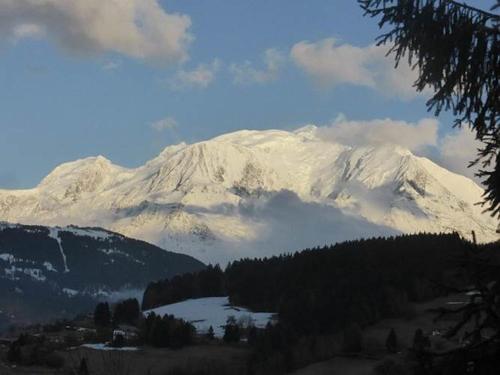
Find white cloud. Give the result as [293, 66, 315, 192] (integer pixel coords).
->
[316, 117, 439, 152]
[102, 61, 120, 71]
[231, 190, 397, 261]
[11, 23, 45, 40]
[169, 59, 220, 90]
[0, 0, 192, 63]
[290, 38, 426, 99]
[314, 116, 483, 184]
[439, 127, 482, 182]
[230, 48, 285, 85]
[176, 190, 398, 263]
[151, 117, 178, 132]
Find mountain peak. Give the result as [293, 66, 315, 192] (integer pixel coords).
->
[40, 155, 116, 181]
[36, 155, 128, 201]
[293, 124, 318, 138]
[157, 142, 189, 159]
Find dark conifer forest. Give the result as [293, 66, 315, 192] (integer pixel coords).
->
[143, 232, 498, 337]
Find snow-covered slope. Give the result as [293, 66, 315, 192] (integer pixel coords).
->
[144, 297, 275, 338]
[0, 127, 497, 263]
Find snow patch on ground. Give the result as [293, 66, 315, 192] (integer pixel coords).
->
[3, 266, 46, 281]
[3, 266, 19, 280]
[48, 227, 70, 273]
[0, 222, 18, 230]
[81, 343, 139, 351]
[43, 261, 57, 272]
[97, 248, 145, 265]
[23, 268, 46, 281]
[143, 297, 275, 338]
[63, 288, 79, 297]
[0, 253, 15, 263]
[64, 227, 114, 240]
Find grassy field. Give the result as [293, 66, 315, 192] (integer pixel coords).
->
[0, 342, 250, 375]
[292, 356, 377, 375]
[65, 343, 249, 375]
[292, 293, 468, 374]
[0, 293, 470, 375]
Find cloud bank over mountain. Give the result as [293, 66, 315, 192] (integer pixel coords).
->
[316, 117, 438, 152]
[314, 116, 483, 184]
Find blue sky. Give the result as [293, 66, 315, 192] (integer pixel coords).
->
[0, 0, 495, 188]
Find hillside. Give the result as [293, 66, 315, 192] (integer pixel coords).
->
[0, 222, 204, 330]
[140, 233, 500, 374]
[142, 233, 485, 325]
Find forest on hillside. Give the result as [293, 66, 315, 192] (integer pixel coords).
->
[143, 233, 498, 336]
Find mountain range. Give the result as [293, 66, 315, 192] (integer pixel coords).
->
[0, 126, 497, 264]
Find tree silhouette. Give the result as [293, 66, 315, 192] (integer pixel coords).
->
[223, 316, 241, 343]
[359, 0, 500, 218]
[112, 298, 140, 326]
[206, 325, 215, 340]
[94, 302, 111, 327]
[342, 323, 363, 353]
[386, 328, 398, 353]
[78, 357, 89, 375]
[359, 2, 500, 372]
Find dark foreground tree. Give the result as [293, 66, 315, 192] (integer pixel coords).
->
[141, 312, 195, 348]
[223, 316, 241, 343]
[342, 323, 363, 353]
[113, 298, 140, 326]
[359, 0, 499, 218]
[360, 2, 500, 373]
[206, 325, 215, 340]
[412, 329, 430, 352]
[78, 357, 89, 375]
[94, 302, 111, 327]
[386, 328, 399, 353]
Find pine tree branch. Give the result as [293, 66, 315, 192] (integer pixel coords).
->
[447, 0, 500, 19]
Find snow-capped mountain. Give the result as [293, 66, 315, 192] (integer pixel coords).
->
[0, 126, 497, 264]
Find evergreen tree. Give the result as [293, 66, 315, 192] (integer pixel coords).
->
[93, 302, 111, 327]
[169, 318, 195, 348]
[112, 333, 125, 348]
[342, 323, 363, 353]
[412, 328, 427, 351]
[142, 264, 225, 310]
[153, 316, 171, 347]
[247, 325, 258, 346]
[223, 316, 241, 343]
[206, 325, 215, 340]
[113, 298, 140, 326]
[7, 341, 21, 363]
[78, 357, 89, 375]
[385, 328, 398, 353]
[140, 312, 194, 349]
[412, 328, 432, 373]
[359, 3, 500, 370]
